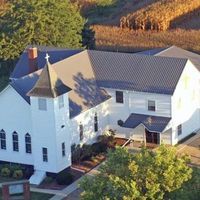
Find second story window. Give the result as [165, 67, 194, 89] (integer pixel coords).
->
[42, 147, 48, 162]
[116, 91, 123, 103]
[79, 123, 83, 141]
[94, 113, 98, 132]
[58, 95, 64, 109]
[0, 129, 6, 150]
[38, 98, 47, 111]
[148, 100, 156, 111]
[12, 132, 19, 152]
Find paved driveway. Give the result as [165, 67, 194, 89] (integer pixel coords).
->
[177, 134, 200, 167]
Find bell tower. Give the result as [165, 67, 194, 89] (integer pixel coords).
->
[27, 54, 72, 174]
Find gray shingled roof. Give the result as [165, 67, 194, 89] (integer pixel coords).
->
[136, 47, 168, 56]
[27, 61, 71, 98]
[11, 47, 195, 118]
[123, 113, 171, 132]
[11, 45, 82, 79]
[155, 46, 200, 71]
[88, 50, 188, 95]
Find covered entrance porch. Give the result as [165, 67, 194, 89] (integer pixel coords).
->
[122, 113, 171, 146]
[145, 129, 160, 144]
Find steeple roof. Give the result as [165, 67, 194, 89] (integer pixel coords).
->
[27, 54, 71, 98]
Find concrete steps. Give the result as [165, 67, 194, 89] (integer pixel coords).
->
[29, 170, 46, 185]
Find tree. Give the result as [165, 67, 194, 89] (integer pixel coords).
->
[0, 0, 85, 60]
[80, 145, 192, 200]
[166, 167, 200, 200]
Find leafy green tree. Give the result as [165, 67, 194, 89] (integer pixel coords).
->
[0, 0, 85, 60]
[80, 145, 192, 200]
[166, 167, 200, 200]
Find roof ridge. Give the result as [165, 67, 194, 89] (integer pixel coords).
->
[155, 45, 175, 56]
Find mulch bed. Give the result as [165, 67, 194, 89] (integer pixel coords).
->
[72, 154, 106, 173]
[38, 168, 84, 190]
[114, 137, 130, 146]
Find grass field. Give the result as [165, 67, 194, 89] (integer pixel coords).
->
[0, 191, 53, 200]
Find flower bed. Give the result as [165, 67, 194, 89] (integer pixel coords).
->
[72, 153, 106, 173]
[39, 168, 84, 190]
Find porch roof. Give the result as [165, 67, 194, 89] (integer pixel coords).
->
[123, 113, 171, 133]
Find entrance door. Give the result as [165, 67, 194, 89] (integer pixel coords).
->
[145, 129, 159, 144]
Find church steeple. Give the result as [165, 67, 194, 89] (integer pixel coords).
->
[27, 53, 71, 98]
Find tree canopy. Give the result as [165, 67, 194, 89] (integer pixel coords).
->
[80, 145, 192, 200]
[0, 0, 85, 60]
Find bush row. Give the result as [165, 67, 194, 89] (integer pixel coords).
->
[0, 163, 33, 179]
[0, 164, 23, 179]
[120, 0, 200, 31]
[71, 130, 116, 164]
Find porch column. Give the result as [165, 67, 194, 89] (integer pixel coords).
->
[143, 131, 146, 147]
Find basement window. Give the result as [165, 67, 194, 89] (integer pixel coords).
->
[38, 98, 47, 111]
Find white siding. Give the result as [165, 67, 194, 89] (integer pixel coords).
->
[0, 86, 33, 165]
[70, 100, 109, 145]
[30, 93, 72, 173]
[161, 129, 172, 145]
[171, 60, 200, 144]
[105, 89, 171, 135]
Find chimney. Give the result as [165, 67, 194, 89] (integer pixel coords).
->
[28, 47, 38, 73]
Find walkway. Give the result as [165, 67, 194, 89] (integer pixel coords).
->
[49, 163, 101, 200]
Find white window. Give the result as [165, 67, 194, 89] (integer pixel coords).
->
[25, 133, 32, 154]
[58, 95, 64, 109]
[38, 98, 47, 110]
[148, 100, 156, 111]
[62, 142, 65, 157]
[79, 123, 83, 141]
[0, 129, 6, 150]
[177, 98, 182, 109]
[177, 124, 182, 136]
[116, 91, 123, 103]
[42, 147, 48, 162]
[12, 131, 19, 152]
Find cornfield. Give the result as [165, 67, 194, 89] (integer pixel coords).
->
[93, 25, 200, 53]
[120, 0, 200, 31]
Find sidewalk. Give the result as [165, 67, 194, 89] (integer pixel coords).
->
[49, 163, 102, 200]
[177, 132, 200, 152]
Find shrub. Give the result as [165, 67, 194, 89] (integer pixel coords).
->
[23, 167, 34, 179]
[80, 144, 93, 161]
[71, 144, 94, 163]
[56, 171, 74, 185]
[92, 142, 107, 154]
[1, 167, 11, 177]
[13, 170, 23, 179]
[97, 130, 116, 148]
[71, 144, 82, 164]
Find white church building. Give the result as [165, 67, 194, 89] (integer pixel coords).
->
[0, 45, 200, 184]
